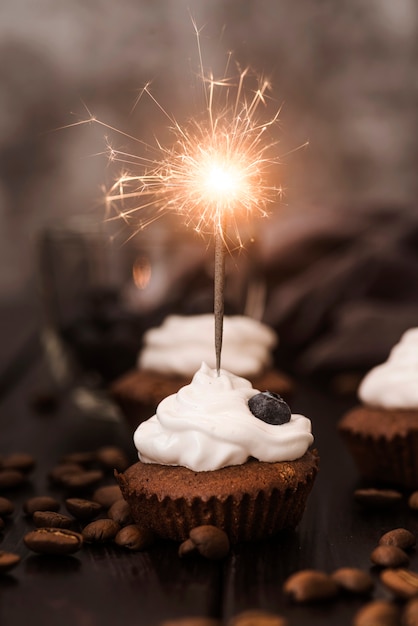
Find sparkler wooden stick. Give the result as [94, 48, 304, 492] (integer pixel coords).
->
[214, 217, 226, 375]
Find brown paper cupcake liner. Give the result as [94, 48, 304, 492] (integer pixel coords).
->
[340, 429, 418, 491]
[116, 450, 319, 543]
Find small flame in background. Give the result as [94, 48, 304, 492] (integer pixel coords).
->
[132, 255, 152, 290]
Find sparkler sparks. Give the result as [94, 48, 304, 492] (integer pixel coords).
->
[104, 67, 282, 246]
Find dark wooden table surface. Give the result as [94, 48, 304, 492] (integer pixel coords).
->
[0, 322, 416, 626]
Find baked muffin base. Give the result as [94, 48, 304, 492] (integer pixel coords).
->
[116, 449, 319, 543]
[339, 406, 418, 490]
[110, 368, 294, 430]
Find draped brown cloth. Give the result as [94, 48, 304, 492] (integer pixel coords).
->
[258, 204, 418, 376]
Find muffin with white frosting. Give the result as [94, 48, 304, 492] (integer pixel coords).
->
[110, 314, 293, 428]
[116, 362, 318, 543]
[339, 328, 418, 490]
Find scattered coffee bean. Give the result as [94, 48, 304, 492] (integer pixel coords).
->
[178, 538, 197, 558]
[107, 499, 133, 526]
[0, 496, 14, 516]
[0, 551, 21, 573]
[354, 488, 403, 509]
[48, 463, 84, 486]
[283, 569, 339, 603]
[82, 519, 120, 543]
[331, 567, 374, 594]
[24, 528, 83, 555]
[227, 609, 288, 626]
[92, 484, 122, 508]
[114, 524, 154, 551]
[0, 469, 26, 490]
[408, 492, 418, 510]
[353, 599, 400, 626]
[403, 597, 418, 626]
[60, 451, 96, 466]
[379, 528, 416, 551]
[65, 497, 102, 521]
[23, 496, 61, 516]
[2, 452, 35, 473]
[371, 545, 409, 568]
[380, 569, 418, 599]
[60, 470, 104, 491]
[33, 511, 75, 529]
[96, 446, 130, 472]
[161, 618, 221, 626]
[188, 525, 230, 560]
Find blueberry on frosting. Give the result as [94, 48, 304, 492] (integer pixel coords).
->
[248, 391, 292, 425]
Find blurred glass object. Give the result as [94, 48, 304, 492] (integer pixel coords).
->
[37, 215, 266, 390]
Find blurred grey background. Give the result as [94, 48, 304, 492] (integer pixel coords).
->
[0, 0, 417, 376]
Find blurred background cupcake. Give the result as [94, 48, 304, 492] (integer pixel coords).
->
[339, 328, 418, 490]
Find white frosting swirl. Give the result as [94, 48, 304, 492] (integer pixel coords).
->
[359, 328, 418, 409]
[134, 362, 313, 471]
[138, 314, 277, 378]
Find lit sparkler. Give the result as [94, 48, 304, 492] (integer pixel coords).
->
[75, 27, 284, 374]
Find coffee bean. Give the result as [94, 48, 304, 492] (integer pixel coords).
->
[24, 528, 83, 555]
[107, 499, 132, 526]
[354, 488, 403, 509]
[188, 525, 230, 560]
[371, 545, 409, 568]
[381, 569, 418, 599]
[408, 492, 418, 510]
[283, 570, 339, 602]
[0, 496, 14, 516]
[2, 452, 35, 473]
[60, 470, 104, 491]
[65, 497, 102, 521]
[60, 451, 96, 466]
[379, 528, 416, 551]
[403, 597, 418, 626]
[92, 484, 122, 508]
[82, 519, 120, 543]
[331, 567, 374, 594]
[0, 551, 21, 573]
[48, 463, 84, 486]
[33, 511, 75, 529]
[96, 446, 130, 472]
[227, 610, 288, 626]
[353, 600, 400, 626]
[23, 496, 61, 516]
[114, 524, 154, 551]
[179, 538, 197, 558]
[0, 469, 26, 490]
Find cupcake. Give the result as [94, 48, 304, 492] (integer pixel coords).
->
[339, 328, 418, 490]
[110, 314, 293, 428]
[116, 362, 317, 543]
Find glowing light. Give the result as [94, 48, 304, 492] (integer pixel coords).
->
[102, 37, 283, 247]
[132, 255, 152, 290]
